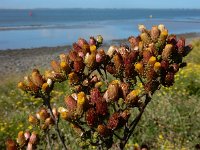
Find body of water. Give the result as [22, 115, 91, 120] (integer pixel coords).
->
[0, 9, 200, 50]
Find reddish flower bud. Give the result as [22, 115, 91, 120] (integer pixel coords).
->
[6, 139, 17, 150]
[106, 64, 116, 75]
[90, 88, 102, 104]
[65, 95, 77, 111]
[96, 49, 106, 63]
[170, 63, 179, 73]
[161, 60, 169, 70]
[73, 57, 85, 73]
[77, 38, 89, 49]
[29, 131, 38, 145]
[128, 36, 138, 48]
[69, 50, 78, 62]
[96, 100, 108, 116]
[177, 37, 185, 55]
[143, 50, 152, 64]
[86, 108, 98, 127]
[167, 34, 177, 45]
[24, 131, 31, 140]
[163, 72, 175, 87]
[89, 36, 96, 46]
[107, 113, 120, 130]
[73, 43, 82, 52]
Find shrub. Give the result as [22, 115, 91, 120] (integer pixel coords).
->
[6, 24, 192, 150]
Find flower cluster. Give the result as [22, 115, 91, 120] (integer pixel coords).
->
[8, 24, 192, 150]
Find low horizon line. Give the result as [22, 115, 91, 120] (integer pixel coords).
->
[0, 8, 200, 10]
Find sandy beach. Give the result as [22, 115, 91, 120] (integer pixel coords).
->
[0, 32, 200, 83]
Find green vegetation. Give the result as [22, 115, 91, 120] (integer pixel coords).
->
[1, 39, 200, 149]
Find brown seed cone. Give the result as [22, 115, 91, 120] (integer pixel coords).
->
[64, 95, 77, 111]
[161, 44, 174, 60]
[106, 82, 119, 102]
[140, 32, 152, 46]
[6, 139, 17, 150]
[97, 124, 111, 137]
[85, 108, 98, 127]
[113, 53, 123, 72]
[31, 70, 44, 87]
[51, 60, 61, 73]
[151, 26, 160, 42]
[107, 113, 120, 130]
[96, 100, 108, 116]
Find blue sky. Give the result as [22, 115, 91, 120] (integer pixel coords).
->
[1, 0, 200, 9]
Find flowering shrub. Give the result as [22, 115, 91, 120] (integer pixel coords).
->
[6, 24, 192, 150]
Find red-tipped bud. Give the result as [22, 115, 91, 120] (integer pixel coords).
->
[73, 57, 85, 73]
[69, 50, 78, 62]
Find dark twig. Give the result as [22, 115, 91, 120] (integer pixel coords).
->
[43, 95, 68, 150]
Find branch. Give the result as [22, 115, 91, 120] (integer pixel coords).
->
[120, 93, 152, 150]
[43, 95, 68, 150]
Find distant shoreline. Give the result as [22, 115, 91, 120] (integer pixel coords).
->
[0, 32, 199, 84]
